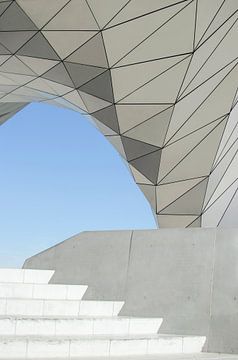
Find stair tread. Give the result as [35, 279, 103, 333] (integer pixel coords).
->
[0, 315, 161, 320]
[14, 355, 237, 360]
[0, 272, 206, 357]
[0, 269, 54, 284]
[0, 334, 203, 340]
[0, 282, 87, 286]
[0, 297, 122, 302]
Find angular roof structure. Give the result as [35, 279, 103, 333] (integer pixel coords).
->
[0, 0, 238, 227]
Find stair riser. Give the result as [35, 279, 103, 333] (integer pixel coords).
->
[0, 269, 54, 284]
[0, 318, 162, 336]
[0, 283, 87, 300]
[0, 299, 124, 317]
[0, 337, 205, 358]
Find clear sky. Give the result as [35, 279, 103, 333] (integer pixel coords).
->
[0, 103, 156, 268]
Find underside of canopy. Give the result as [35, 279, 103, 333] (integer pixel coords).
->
[0, 0, 238, 227]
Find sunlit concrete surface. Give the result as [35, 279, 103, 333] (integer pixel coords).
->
[24, 228, 238, 354]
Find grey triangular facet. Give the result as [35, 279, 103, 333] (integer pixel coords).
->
[0, 110, 18, 125]
[64, 62, 105, 88]
[0, 31, 37, 53]
[194, 0, 224, 46]
[0, 42, 10, 55]
[0, 102, 27, 125]
[92, 105, 119, 133]
[79, 70, 114, 102]
[116, 104, 170, 133]
[93, 118, 116, 135]
[0, 56, 36, 76]
[0, 102, 27, 115]
[0, 2, 37, 31]
[42, 30, 97, 59]
[121, 136, 159, 161]
[139, 184, 156, 210]
[124, 106, 173, 147]
[17, 56, 59, 75]
[160, 178, 209, 215]
[162, 119, 228, 183]
[42, 63, 74, 87]
[0, 55, 10, 65]
[66, 33, 108, 68]
[17, 0, 70, 28]
[0, 2, 10, 16]
[17, 32, 60, 60]
[130, 163, 153, 184]
[188, 217, 201, 228]
[44, 0, 99, 31]
[156, 178, 205, 212]
[87, 0, 129, 28]
[79, 91, 111, 113]
[130, 150, 162, 184]
[157, 214, 198, 228]
[107, 135, 126, 158]
[117, 2, 195, 66]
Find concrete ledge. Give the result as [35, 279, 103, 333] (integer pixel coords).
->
[0, 334, 205, 358]
[0, 269, 54, 284]
[0, 316, 163, 336]
[0, 298, 124, 317]
[0, 283, 87, 300]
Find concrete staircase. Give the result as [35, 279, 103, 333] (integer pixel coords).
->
[0, 268, 215, 358]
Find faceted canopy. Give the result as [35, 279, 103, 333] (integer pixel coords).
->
[0, 0, 238, 228]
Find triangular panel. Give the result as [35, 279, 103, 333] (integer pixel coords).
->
[66, 33, 108, 68]
[92, 105, 119, 133]
[121, 136, 159, 161]
[79, 70, 114, 102]
[17, 32, 60, 60]
[130, 149, 162, 184]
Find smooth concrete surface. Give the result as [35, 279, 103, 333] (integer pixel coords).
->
[24, 229, 238, 354]
[25, 230, 133, 300]
[206, 229, 238, 354]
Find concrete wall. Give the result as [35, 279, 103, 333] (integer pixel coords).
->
[23, 228, 238, 354]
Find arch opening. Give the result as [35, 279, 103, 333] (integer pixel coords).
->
[0, 0, 238, 227]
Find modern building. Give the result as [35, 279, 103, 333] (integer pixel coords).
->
[0, 0, 238, 228]
[0, 1, 238, 358]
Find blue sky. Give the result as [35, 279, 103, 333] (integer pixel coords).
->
[0, 103, 156, 267]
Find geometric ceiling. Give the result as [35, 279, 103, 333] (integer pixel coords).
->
[0, 0, 238, 228]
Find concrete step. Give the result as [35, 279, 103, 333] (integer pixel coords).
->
[0, 315, 163, 336]
[0, 269, 54, 284]
[19, 355, 238, 360]
[0, 298, 125, 316]
[0, 334, 206, 358]
[0, 282, 87, 300]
